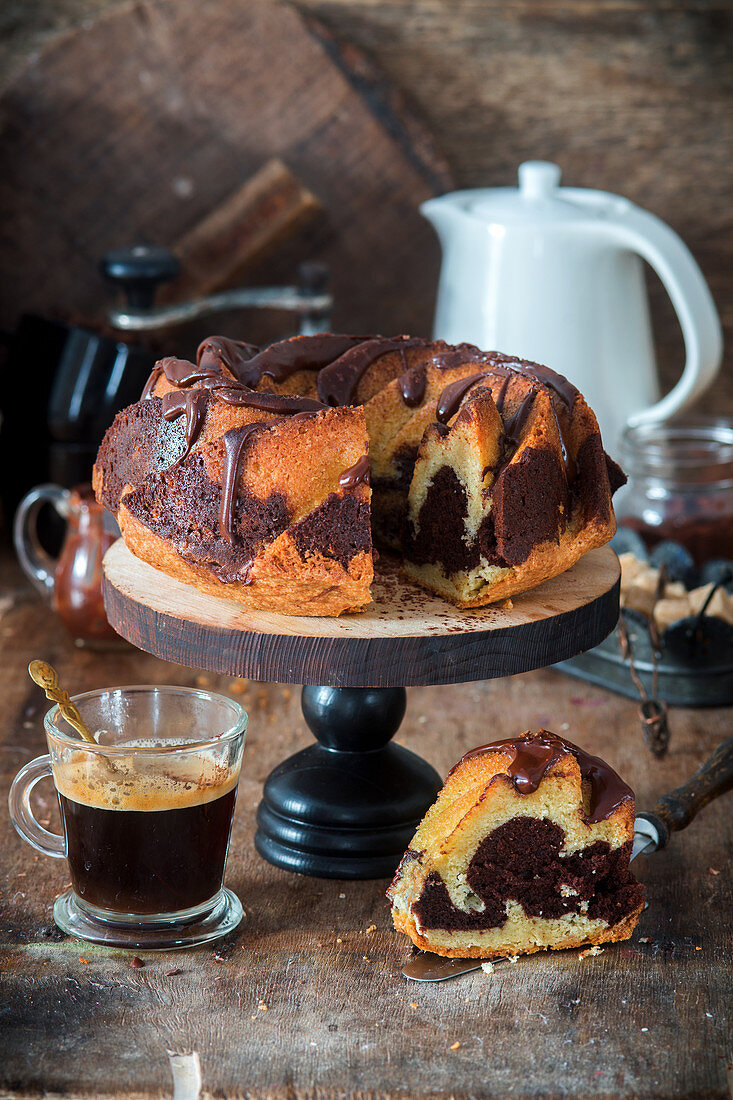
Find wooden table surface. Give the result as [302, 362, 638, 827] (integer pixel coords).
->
[0, 545, 731, 1099]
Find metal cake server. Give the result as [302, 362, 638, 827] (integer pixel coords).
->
[403, 736, 733, 981]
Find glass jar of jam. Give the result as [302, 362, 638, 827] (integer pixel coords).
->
[615, 418, 733, 567]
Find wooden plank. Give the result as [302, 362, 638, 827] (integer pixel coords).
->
[0, 0, 452, 355]
[101, 541, 621, 685]
[0, 546, 731, 1098]
[170, 158, 322, 300]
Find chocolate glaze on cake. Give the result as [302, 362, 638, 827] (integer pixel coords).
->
[227, 334, 368, 388]
[451, 730, 634, 824]
[160, 390, 210, 466]
[317, 337, 428, 406]
[436, 373, 495, 423]
[339, 455, 370, 490]
[398, 366, 427, 408]
[142, 357, 219, 398]
[197, 335, 259, 376]
[142, 350, 327, 416]
[219, 424, 268, 542]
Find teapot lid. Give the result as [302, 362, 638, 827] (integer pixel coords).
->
[468, 161, 608, 224]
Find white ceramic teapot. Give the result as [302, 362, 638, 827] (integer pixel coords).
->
[422, 161, 722, 451]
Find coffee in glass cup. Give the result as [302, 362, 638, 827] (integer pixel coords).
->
[9, 685, 247, 949]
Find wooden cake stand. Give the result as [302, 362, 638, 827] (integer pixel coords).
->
[103, 541, 620, 879]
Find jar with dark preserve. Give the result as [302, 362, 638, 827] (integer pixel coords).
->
[615, 418, 733, 566]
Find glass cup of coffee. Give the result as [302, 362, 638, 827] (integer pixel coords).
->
[8, 685, 247, 949]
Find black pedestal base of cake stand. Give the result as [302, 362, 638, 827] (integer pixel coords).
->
[102, 542, 621, 880]
[255, 686, 442, 878]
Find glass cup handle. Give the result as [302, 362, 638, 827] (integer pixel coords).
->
[8, 755, 66, 858]
[12, 484, 71, 598]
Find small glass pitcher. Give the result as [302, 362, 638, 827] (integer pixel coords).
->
[14, 483, 120, 644]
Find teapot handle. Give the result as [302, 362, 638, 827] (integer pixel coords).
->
[13, 484, 71, 598]
[601, 205, 722, 426]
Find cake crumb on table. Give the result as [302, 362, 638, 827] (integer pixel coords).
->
[481, 961, 495, 974]
[366, 924, 376, 934]
[450, 1041, 461, 1051]
[580, 946, 604, 958]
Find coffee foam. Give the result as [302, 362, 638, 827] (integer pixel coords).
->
[54, 749, 238, 812]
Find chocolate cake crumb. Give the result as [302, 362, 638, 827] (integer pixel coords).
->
[406, 467, 480, 574]
[413, 817, 643, 931]
[491, 447, 566, 565]
[123, 455, 290, 582]
[291, 492, 371, 568]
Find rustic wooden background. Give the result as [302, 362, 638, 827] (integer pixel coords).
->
[1, 0, 731, 412]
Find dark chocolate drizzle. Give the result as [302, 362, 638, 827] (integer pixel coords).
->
[160, 389, 209, 466]
[523, 362, 578, 408]
[450, 730, 634, 824]
[317, 336, 427, 407]
[338, 454, 371, 490]
[212, 386, 326, 415]
[218, 423, 267, 542]
[433, 358, 576, 478]
[501, 390, 536, 449]
[142, 357, 220, 399]
[235, 334, 369, 389]
[493, 373, 512, 414]
[398, 366, 427, 408]
[436, 372, 493, 423]
[143, 354, 326, 416]
[197, 335, 259, 377]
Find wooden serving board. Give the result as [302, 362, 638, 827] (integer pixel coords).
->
[103, 540, 621, 686]
[0, 0, 452, 350]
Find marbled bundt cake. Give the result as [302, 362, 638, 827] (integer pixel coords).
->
[387, 731, 644, 959]
[94, 334, 625, 616]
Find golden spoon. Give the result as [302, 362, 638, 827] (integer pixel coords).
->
[28, 660, 97, 744]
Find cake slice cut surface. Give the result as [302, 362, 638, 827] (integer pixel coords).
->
[387, 730, 644, 959]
